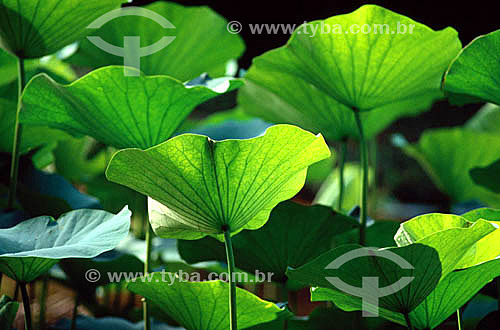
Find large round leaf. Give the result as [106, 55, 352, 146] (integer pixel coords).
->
[395, 128, 500, 207]
[106, 125, 331, 239]
[0, 0, 124, 59]
[443, 29, 500, 106]
[68, 1, 244, 81]
[20, 66, 242, 149]
[127, 276, 285, 330]
[288, 220, 494, 323]
[0, 207, 131, 282]
[470, 159, 500, 194]
[239, 5, 461, 141]
[178, 201, 358, 282]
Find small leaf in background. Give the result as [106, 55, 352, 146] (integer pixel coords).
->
[443, 29, 500, 106]
[239, 4, 461, 141]
[0, 207, 130, 282]
[20, 66, 242, 149]
[0, 0, 124, 58]
[0, 295, 18, 330]
[465, 103, 500, 135]
[127, 276, 286, 330]
[314, 162, 374, 212]
[178, 200, 358, 282]
[395, 128, 500, 208]
[470, 159, 500, 194]
[68, 1, 245, 81]
[106, 125, 330, 239]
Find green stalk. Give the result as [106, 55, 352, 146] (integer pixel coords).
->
[7, 58, 26, 210]
[337, 139, 347, 211]
[38, 276, 48, 330]
[353, 109, 368, 245]
[20, 282, 32, 330]
[223, 228, 237, 330]
[143, 195, 152, 330]
[456, 309, 462, 330]
[404, 312, 414, 330]
[70, 294, 80, 330]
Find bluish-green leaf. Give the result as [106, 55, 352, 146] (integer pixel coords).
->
[0, 207, 131, 282]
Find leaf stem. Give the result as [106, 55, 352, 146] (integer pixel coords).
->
[353, 109, 368, 245]
[404, 312, 414, 330]
[7, 57, 26, 210]
[456, 308, 462, 330]
[223, 227, 237, 330]
[143, 196, 152, 330]
[71, 293, 80, 330]
[20, 282, 32, 330]
[337, 139, 347, 211]
[38, 276, 48, 330]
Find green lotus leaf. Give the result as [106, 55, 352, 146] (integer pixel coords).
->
[20, 66, 242, 149]
[127, 276, 285, 330]
[287, 220, 494, 320]
[396, 128, 500, 207]
[0, 295, 18, 330]
[239, 5, 461, 141]
[0, 207, 131, 282]
[470, 159, 500, 194]
[68, 1, 244, 81]
[0, 0, 124, 59]
[178, 200, 358, 282]
[443, 29, 500, 106]
[465, 103, 500, 135]
[409, 258, 500, 329]
[394, 210, 500, 268]
[105, 125, 330, 239]
[0, 97, 70, 154]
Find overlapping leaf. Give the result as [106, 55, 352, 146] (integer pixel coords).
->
[0, 0, 124, 58]
[127, 276, 285, 330]
[470, 159, 500, 194]
[68, 1, 245, 81]
[178, 201, 358, 282]
[20, 66, 242, 149]
[106, 125, 330, 239]
[395, 210, 500, 268]
[288, 220, 495, 320]
[443, 29, 500, 106]
[0, 207, 130, 282]
[395, 128, 500, 207]
[239, 4, 461, 141]
[465, 103, 500, 135]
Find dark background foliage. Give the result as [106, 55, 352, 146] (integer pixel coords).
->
[127, 0, 497, 206]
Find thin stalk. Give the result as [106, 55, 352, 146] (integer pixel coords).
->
[223, 228, 237, 330]
[20, 282, 32, 330]
[143, 195, 152, 330]
[337, 139, 347, 211]
[456, 309, 462, 330]
[70, 294, 80, 330]
[7, 58, 26, 209]
[38, 276, 48, 330]
[404, 312, 414, 330]
[353, 109, 368, 245]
